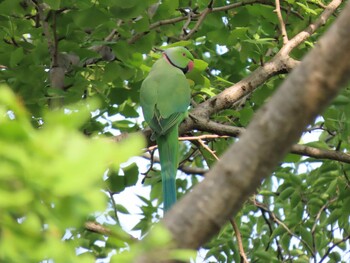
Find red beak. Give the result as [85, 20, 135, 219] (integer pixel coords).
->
[188, 60, 194, 72]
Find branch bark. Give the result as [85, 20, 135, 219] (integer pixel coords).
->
[135, 1, 350, 260]
[181, 0, 341, 126]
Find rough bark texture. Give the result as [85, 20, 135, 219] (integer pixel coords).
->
[159, 0, 350, 253]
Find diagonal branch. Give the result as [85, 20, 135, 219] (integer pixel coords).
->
[280, 0, 343, 56]
[319, 235, 350, 263]
[181, 0, 341, 126]
[157, 0, 350, 254]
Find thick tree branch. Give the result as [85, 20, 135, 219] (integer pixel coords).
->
[148, 1, 350, 258]
[290, 144, 350, 163]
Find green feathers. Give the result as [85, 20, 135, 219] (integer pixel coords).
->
[140, 47, 194, 212]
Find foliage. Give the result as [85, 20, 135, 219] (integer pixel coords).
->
[0, 0, 349, 262]
[0, 85, 144, 262]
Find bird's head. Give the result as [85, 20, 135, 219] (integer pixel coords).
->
[163, 47, 194, 74]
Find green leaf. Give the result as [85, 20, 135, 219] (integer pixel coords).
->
[10, 47, 24, 67]
[299, 226, 312, 249]
[44, 0, 61, 10]
[107, 174, 126, 194]
[75, 8, 108, 28]
[279, 187, 295, 200]
[123, 163, 139, 187]
[115, 204, 130, 214]
[239, 107, 254, 126]
[193, 59, 208, 71]
[296, 2, 318, 15]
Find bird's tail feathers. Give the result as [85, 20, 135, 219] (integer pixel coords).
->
[157, 126, 179, 212]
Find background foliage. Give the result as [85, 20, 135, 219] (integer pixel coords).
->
[0, 0, 349, 262]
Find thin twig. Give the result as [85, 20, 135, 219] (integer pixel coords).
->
[141, 149, 156, 176]
[84, 221, 138, 243]
[180, 134, 230, 141]
[280, 0, 342, 56]
[230, 218, 249, 263]
[181, 0, 214, 40]
[142, 153, 208, 176]
[311, 197, 337, 235]
[310, 197, 337, 260]
[108, 191, 120, 224]
[275, 0, 289, 44]
[319, 235, 350, 263]
[255, 201, 315, 255]
[128, 0, 303, 44]
[198, 139, 220, 161]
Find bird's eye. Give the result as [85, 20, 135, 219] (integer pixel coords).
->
[182, 53, 186, 56]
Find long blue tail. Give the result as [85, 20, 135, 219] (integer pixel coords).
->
[157, 126, 179, 212]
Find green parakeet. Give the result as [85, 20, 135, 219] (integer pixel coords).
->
[140, 47, 194, 212]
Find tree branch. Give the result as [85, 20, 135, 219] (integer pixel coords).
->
[142, 153, 207, 176]
[31, 0, 65, 108]
[182, 0, 341, 124]
[230, 218, 249, 263]
[319, 235, 350, 263]
[84, 221, 138, 243]
[290, 144, 350, 163]
[280, 0, 343, 56]
[181, 0, 214, 40]
[186, 117, 350, 164]
[255, 201, 314, 255]
[274, 0, 289, 44]
[155, 0, 350, 255]
[128, 0, 303, 44]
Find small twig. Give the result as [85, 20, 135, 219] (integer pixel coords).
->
[141, 149, 156, 176]
[274, 0, 289, 44]
[108, 191, 120, 224]
[198, 139, 220, 161]
[319, 235, 350, 263]
[179, 134, 230, 141]
[280, 0, 342, 56]
[311, 197, 337, 235]
[310, 197, 337, 259]
[255, 201, 315, 255]
[180, 11, 193, 37]
[142, 152, 207, 176]
[84, 221, 138, 243]
[230, 218, 249, 263]
[128, 0, 304, 44]
[181, 0, 214, 40]
[256, 203, 285, 259]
